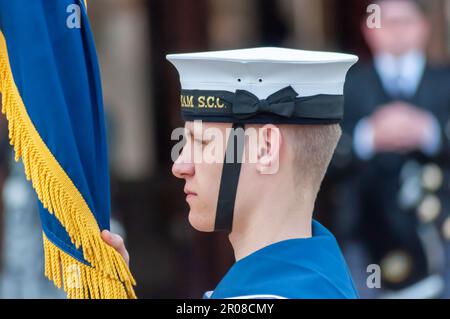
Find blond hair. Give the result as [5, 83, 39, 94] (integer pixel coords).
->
[283, 124, 342, 199]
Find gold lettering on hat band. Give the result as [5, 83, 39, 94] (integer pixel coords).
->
[181, 95, 226, 109]
[181, 95, 194, 108]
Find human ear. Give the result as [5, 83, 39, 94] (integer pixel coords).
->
[256, 124, 281, 175]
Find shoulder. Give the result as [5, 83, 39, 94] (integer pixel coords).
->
[423, 64, 450, 98]
[211, 259, 358, 299]
[211, 225, 359, 299]
[346, 61, 376, 82]
[344, 61, 378, 101]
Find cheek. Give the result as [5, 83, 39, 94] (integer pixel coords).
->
[187, 163, 223, 232]
[188, 162, 223, 223]
[405, 25, 427, 46]
[376, 30, 395, 46]
[365, 30, 389, 52]
[196, 162, 222, 196]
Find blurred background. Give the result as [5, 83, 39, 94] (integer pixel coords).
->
[1, 0, 450, 299]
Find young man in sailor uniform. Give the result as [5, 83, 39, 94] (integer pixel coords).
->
[103, 47, 359, 299]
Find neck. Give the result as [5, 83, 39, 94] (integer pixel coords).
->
[229, 188, 314, 261]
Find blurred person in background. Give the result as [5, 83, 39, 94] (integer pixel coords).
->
[332, 0, 450, 298]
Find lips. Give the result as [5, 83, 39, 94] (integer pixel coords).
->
[184, 187, 197, 197]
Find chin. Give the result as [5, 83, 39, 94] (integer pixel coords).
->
[188, 210, 215, 232]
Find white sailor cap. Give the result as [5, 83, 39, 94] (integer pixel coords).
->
[167, 47, 358, 125]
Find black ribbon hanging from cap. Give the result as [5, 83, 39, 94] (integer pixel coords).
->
[180, 86, 344, 124]
[214, 123, 245, 232]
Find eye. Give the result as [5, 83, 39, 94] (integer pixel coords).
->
[194, 138, 209, 146]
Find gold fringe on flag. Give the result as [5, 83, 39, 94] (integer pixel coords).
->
[0, 31, 136, 299]
[43, 233, 133, 299]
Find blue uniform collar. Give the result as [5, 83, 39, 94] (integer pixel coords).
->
[208, 220, 358, 299]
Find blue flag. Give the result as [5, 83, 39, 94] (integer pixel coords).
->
[0, 0, 136, 298]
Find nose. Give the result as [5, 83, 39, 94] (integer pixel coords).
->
[172, 146, 195, 179]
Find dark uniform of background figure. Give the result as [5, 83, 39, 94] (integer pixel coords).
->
[327, 0, 450, 298]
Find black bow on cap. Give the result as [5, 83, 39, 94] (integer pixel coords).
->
[232, 86, 299, 119]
